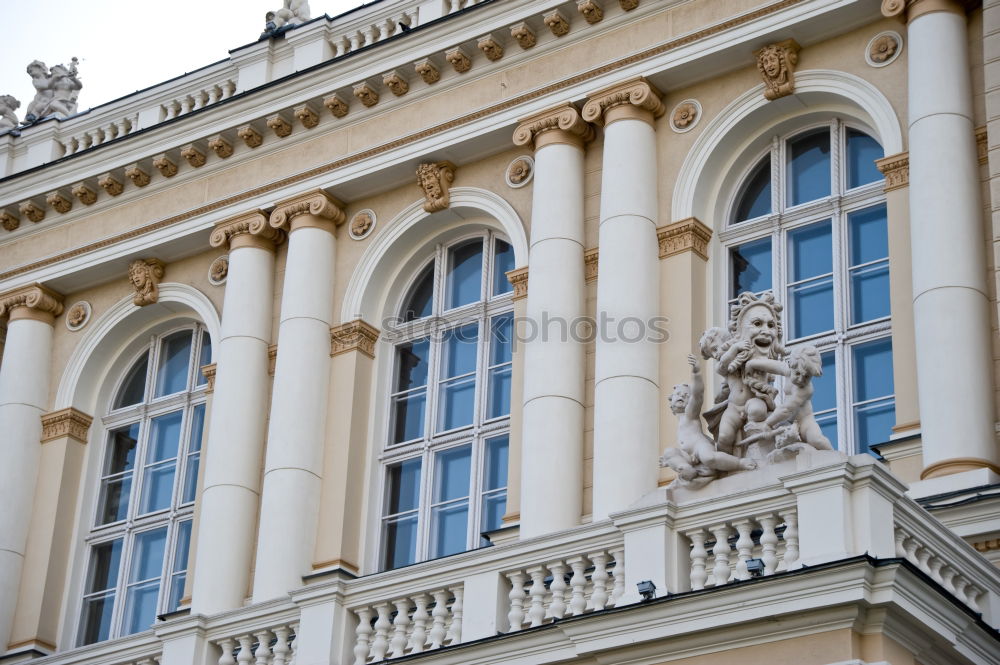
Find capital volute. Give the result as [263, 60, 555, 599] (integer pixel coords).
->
[269, 190, 346, 233]
[513, 104, 595, 151]
[582, 77, 665, 127]
[0, 283, 65, 324]
[211, 210, 286, 251]
[881, 0, 966, 21]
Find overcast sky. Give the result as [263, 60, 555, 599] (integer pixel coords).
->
[0, 0, 367, 118]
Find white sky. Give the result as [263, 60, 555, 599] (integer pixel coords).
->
[0, 0, 367, 118]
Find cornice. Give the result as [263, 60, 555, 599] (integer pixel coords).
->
[210, 210, 286, 250]
[41, 407, 93, 444]
[582, 77, 665, 125]
[657, 217, 712, 260]
[876, 152, 909, 192]
[269, 190, 346, 231]
[330, 320, 380, 358]
[513, 104, 595, 151]
[0, 283, 64, 321]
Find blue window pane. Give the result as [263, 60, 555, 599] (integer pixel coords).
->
[155, 331, 193, 397]
[168, 572, 186, 612]
[393, 391, 426, 443]
[106, 423, 140, 475]
[493, 239, 516, 296]
[173, 521, 192, 573]
[788, 277, 834, 338]
[487, 366, 512, 419]
[383, 515, 418, 569]
[140, 462, 176, 514]
[788, 130, 831, 206]
[188, 404, 205, 454]
[442, 325, 479, 377]
[482, 492, 507, 534]
[98, 475, 132, 525]
[438, 377, 476, 431]
[816, 411, 839, 451]
[115, 355, 148, 408]
[386, 459, 422, 514]
[196, 332, 212, 386]
[131, 528, 167, 582]
[734, 158, 771, 222]
[149, 411, 183, 462]
[731, 238, 772, 296]
[79, 593, 116, 645]
[788, 221, 832, 281]
[395, 339, 430, 391]
[86, 539, 123, 593]
[490, 313, 514, 365]
[851, 261, 891, 324]
[849, 206, 889, 265]
[447, 241, 483, 309]
[847, 129, 884, 189]
[853, 339, 894, 402]
[484, 436, 509, 491]
[434, 445, 471, 502]
[430, 502, 469, 558]
[811, 352, 837, 412]
[856, 398, 895, 453]
[123, 581, 160, 635]
[403, 265, 434, 322]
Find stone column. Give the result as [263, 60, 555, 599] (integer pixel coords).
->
[0, 285, 63, 652]
[512, 105, 594, 538]
[582, 78, 665, 521]
[252, 191, 344, 602]
[884, 0, 1000, 478]
[190, 211, 284, 614]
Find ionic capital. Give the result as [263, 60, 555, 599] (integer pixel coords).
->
[657, 218, 713, 260]
[330, 319, 380, 358]
[876, 152, 909, 192]
[513, 104, 595, 151]
[881, 0, 965, 22]
[0, 283, 65, 324]
[210, 210, 285, 251]
[41, 407, 93, 444]
[269, 190, 346, 233]
[582, 77, 665, 127]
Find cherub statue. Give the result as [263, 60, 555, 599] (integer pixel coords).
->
[0, 96, 20, 130]
[659, 447, 714, 490]
[24, 58, 81, 123]
[262, 0, 311, 36]
[660, 354, 757, 487]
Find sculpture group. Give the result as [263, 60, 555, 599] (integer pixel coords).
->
[661, 291, 833, 489]
[261, 0, 311, 38]
[0, 58, 83, 131]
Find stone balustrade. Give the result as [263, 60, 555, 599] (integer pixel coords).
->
[350, 585, 463, 664]
[214, 625, 298, 665]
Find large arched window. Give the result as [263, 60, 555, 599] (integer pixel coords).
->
[722, 120, 893, 454]
[380, 231, 515, 570]
[77, 324, 210, 645]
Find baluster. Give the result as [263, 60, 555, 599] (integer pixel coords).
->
[915, 545, 932, 575]
[506, 571, 527, 630]
[390, 598, 411, 657]
[333, 36, 349, 57]
[893, 528, 907, 558]
[362, 25, 378, 46]
[608, 547, 625, 607]
[370, 603, 392, 661]
[927, 557, 945, 584]
[781, 511, 799, 570]
[449, 0, 462, 12]
[353, 607, 373, 665]
[733, 520, 754, 581]
[526, 565, 548, 627]
[379, 18, 395, 40]
[253, 630, 272, 665]
[272, 626, 291, 665]
[964, 583, 983, 612]
[236, 635, 254, 665]
[589, 552, 610, 610]
[758, 515, 778, 576]
[287, 622, 298, 665]
[408, 593, 430, 652]
[709, 525, 732, 586]
[903, 534, 920, 565]
[218, 638, 237, 665]
[567, 556, 588, 615]
[428, 590, 450, 649]
[446, 586, 463, 644]
[687, 530, 709, 591]
[952, 575, 970, 606]
[939, 565, 957, 594]
[547, 561, 568, 618]
[349, 32, 363, 51]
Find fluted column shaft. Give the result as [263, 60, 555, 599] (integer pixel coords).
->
[584, 79, 664, 520]
[0, 285, 62, 652]
[513, 106, 594, 538]
[252, 191, 344, 601]
[894, 0, 1000, 477]
[191, 212, 283, 614]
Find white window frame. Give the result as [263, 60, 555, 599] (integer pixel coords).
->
[76, 324, 209, 646]
[719, 119, 894, 455]
[378, 230, 514, 570]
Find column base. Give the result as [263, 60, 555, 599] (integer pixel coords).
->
[920, 457, 1000, 480]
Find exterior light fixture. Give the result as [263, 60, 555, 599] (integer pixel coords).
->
[637, 580, 657, 600]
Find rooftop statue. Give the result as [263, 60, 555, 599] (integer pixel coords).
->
[261, 0, 311, 38]
[0, 96, 20, 131]
[660, 291, 834, 488]
[24, 58, 82, 124]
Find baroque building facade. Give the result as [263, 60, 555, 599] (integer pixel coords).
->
[0, 1, 999, 664]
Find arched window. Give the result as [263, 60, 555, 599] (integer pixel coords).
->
[380, 232, 515, 570]
[723, 121, 893, 454]
[77, 324, 211, 645]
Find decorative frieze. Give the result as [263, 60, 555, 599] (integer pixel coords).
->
[324, 93, 349, 117]
[71, 182, 97, 205]
[210, 210, 284, 249]
[1, 210, 19, 232]
[478, 35, 504, 61]
[876, 152, 909, 191]
[544, 10, 570, 37]
[46, 190, 72, 213]
[269, 190, 346, 231]
[40, 407, 93, 444]
[237, 125, 263, 148]
[414, 59, 440, 85]
[507, 267, 528, 300]
[330, 320, 380, 358]
[754, 39, 800, 101]
[19, 201, 45, 223]
[128, 258, 166, 306]
[577, 0, 604, 23]
[267, 114, 293, 137]
[382, 71, 409, 97]
[446, 47, 472, 73]
[201, 363, 217, 393]
[510, 22, 536, 49]
[208, 135, 234, 158]
[582, 77, 665, 125]
[513, 104, 594, 150]
[97, 173, 124, 196]
[0, 284, 65, 321]
[124, 164, 151, 187]
[152, 154, 178, 178]
[353, 83, 380, 108]
[584, 248, 599, 282]
[295, 104, 320, 128]
[973, 538, 1000, 553]
[657, 218, 712, 260]
[417, 161, 456, 212]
